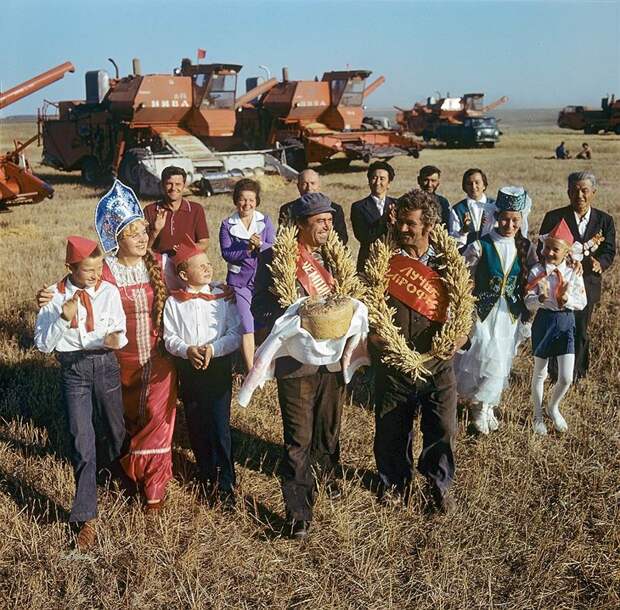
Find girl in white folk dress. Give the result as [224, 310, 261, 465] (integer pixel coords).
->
[454, 187, 537, 434]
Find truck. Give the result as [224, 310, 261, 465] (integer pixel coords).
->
[395, 92, 507, 148]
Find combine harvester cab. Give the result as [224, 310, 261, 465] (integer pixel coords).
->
[237, 68, 422, 170]
[0, 62, 74, 209]
[39, 58, 297, 196]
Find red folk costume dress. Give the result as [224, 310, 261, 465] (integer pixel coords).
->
[102, 255, 177, 502]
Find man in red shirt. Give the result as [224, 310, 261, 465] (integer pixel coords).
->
[144, 166, 209, 255]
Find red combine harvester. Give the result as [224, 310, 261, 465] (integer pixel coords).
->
[395, 93, 508, 147]
[39, 58, 297, 196]
[558, 95, 620, 134]
[0, 62, 75, 210]
[236, 68, 423, 169]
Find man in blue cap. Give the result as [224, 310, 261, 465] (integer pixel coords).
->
[253, 192, 346, 540]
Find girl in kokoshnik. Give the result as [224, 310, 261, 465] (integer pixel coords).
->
[219, 178, 276, 372]
[454, 186, 538, 435]
[449, 168, 497, 252]
[39, 181, 177, 511]
[524, 220, 587, 435]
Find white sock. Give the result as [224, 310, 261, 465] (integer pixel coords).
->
[547, 354, 575, 432]
[531, 357, 548, 423]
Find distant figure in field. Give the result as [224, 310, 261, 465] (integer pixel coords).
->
[576, 143, 592, 160]
[555, 141, 571, 160]
[417, 165, 452, 233]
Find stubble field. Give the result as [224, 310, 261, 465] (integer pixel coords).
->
[0, 117, 619, 609]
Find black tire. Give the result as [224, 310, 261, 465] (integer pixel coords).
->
[614, 124, 620, 135]
[584, 125, 597, 135]
[81, 157, 101, 185]
[282, 141, 307, 172]
[118, 148, 149, 194]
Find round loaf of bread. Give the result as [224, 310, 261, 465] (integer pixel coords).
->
[299, 295, 354, 340]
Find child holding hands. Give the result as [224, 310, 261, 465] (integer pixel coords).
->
[163, 238, 241, 505]
[35, 236, 127, 550]
[525, 219, 587, 434]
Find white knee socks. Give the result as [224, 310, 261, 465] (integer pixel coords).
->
[531, 354, 575, 434]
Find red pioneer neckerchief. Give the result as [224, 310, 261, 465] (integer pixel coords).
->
[170, 285, 234, 302]
[386, 254, 449, 322]
[57, 276, 102, 332]
[296, 243, 335, 297]
[526, 267, 564, 300]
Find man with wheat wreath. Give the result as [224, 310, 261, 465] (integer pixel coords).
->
[252, 192, 365, 539]
[365, 190, 474, 513]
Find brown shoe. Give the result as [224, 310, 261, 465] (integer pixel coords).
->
[76, 520, 97, 551]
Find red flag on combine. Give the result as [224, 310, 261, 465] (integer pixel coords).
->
[197, 48, 206, 60]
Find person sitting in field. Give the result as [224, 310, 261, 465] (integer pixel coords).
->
[555, 142, 571, 159]
[525, 220, 587, 435]
[34, 236, 127, 551]
[576, 143, 592, 160]
[144, 165, 210, 255]
[164, 238, 241, 506]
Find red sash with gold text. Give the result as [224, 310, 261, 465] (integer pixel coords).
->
[296, 244, 335, 297]
[387, 255, 449, 322]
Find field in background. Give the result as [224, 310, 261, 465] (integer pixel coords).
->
[0, 120, 619, 609]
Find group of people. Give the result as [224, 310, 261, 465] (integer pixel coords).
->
[33, 161, 615, 547]
[556, 141, 592, 160]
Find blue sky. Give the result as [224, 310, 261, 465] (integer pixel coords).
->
[1, 0, 619, 116]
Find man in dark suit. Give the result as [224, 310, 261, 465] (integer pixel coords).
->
[351, 161, 397, 272]
[278, 169, 348, 244]
[417, 165, 452, 233]
[538, 171, 616, 380]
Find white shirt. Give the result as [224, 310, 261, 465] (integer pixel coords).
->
[371, 195, 386, 216]
[227, 210, 266, 240]
[163, 283, 242, 359]
[450, 195, 497, 248]
[35, 278, 127, 353]
[524, 261, 587, 313]
[573, 207, 591, 239]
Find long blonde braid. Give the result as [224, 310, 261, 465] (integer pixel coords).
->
[143, 250, 168, 332]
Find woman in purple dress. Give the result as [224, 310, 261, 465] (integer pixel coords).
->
[219, 179, 276, 371]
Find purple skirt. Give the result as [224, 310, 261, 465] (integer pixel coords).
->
[232, 285, 254, 333]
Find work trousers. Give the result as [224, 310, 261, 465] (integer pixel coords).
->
[374, 361, 457, 495]
[58, 350, 126, 523]
[177, 355, 235, 491]
[277, 368, 345, 521]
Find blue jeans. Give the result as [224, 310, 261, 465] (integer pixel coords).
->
[58, 350, 126, 522]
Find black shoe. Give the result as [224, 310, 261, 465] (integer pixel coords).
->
[289, 519, 311, 540]
[430, 485, 457, 514]
[217, 489, 237, 511]
[324, 481, 342, 501]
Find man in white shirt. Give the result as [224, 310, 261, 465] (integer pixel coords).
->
[163, 239, 241, 506]
[34, 236, 127, 551]
[351, 161, 397, 271]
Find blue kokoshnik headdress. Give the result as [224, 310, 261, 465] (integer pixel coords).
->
[495, 185, 532, 237]
[94, 179, 144, 253]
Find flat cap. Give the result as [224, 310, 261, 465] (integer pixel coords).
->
[291, 192, 335, 220]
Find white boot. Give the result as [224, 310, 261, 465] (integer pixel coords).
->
[487, 406, 500, 432]
[533, 418, 548, 436]
[547, 405, 568, 433]
[471, 403, 489, 435]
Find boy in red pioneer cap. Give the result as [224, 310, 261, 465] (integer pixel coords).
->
[34, 236, 127, 550]
[163, 237, 241, 506]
